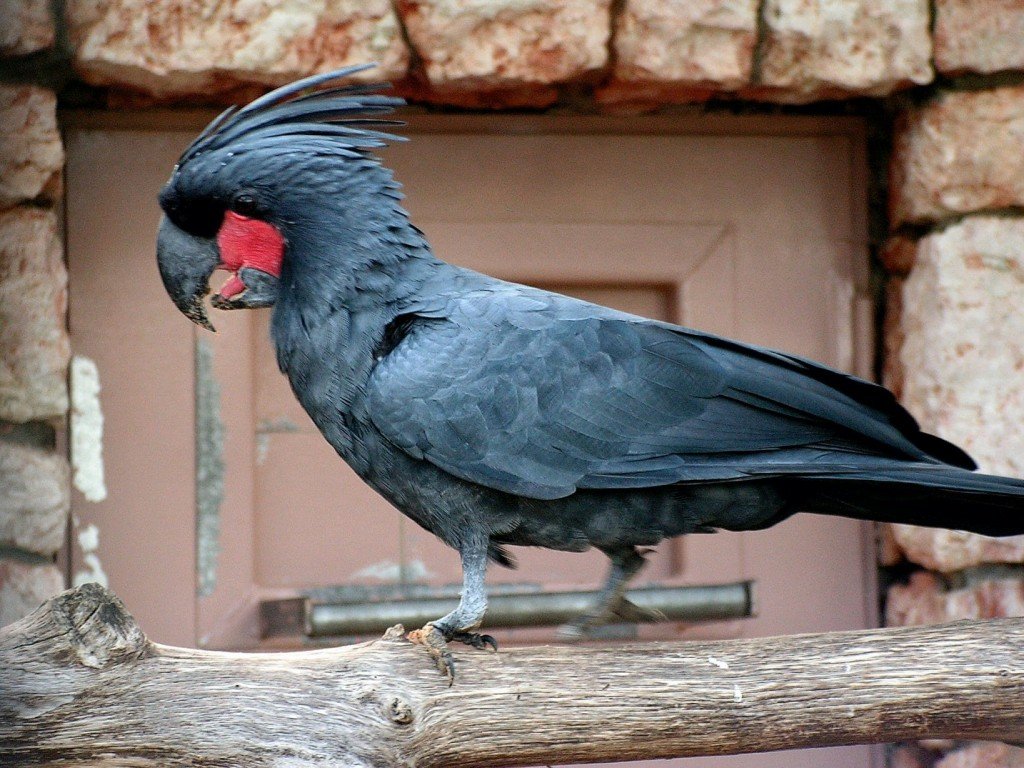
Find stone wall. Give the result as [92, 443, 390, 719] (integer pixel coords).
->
[0, 5, 70, 628]
[883, 81, 1024, 767]
[3, 2, 1024, 765]
[62, 0, 937, 107]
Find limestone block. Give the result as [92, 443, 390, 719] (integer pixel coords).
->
[901, 218, 1024, 480]
[0, 560, 63, 628]
[0, 208, 69, 423]
[936, 743, 1024, 768]
[935, 0, 1024, 75]
[0, 0, 55, 55]
[0, 85, 62, 209]
[891, 525, 1024, 573]
[886, 571, 1024, 626]
[67, 0, 409, 98]
[757, 0, 932, 103]
[895, 217, 1024, 570]
[0, 443, 69, 556]
[891, 87, 1024, 226]
[399, 0, 610, 95]
[606, 0, 757, 103]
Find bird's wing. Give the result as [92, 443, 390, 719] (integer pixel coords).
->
[365, 286, 968, 501]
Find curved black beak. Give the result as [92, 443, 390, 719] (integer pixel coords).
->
[156, 215, 219, 331]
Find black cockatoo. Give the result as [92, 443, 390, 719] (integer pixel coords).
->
[157, 66, 1024, 680]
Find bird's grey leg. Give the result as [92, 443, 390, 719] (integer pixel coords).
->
[557, 545, 664, 640]
[407, 534, 496, 682]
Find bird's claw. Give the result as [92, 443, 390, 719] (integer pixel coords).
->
[406, 624, 498, 684]
[451, 630, 498, 651]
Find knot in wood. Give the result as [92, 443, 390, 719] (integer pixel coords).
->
[387, 696, 414, 725]
[56, 584, 149, 669]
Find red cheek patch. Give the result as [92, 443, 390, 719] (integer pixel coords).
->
[216, 210, 285, 277]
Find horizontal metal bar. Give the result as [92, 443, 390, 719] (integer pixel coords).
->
[303, 581, 754, 638]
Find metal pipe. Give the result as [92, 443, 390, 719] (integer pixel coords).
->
[306, 581, 754, 638]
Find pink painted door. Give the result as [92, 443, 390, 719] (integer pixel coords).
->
[66, 115, 876, 768]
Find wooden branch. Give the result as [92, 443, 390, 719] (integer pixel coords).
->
[4, 584, 1024, 767]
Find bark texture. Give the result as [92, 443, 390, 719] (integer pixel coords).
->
[4, 583, 1024, 767]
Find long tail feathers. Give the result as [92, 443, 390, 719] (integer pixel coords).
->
[797, 465, 1024, 537]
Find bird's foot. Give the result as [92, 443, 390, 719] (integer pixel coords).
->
[451, 630, 499, 651]
[406, 623, 497, 684]
[556, 598, 666, 641]
[407, 623, 455, 682]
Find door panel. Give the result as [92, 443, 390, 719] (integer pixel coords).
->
[66, 131, 198, 647]
[67, 119, 874, 768]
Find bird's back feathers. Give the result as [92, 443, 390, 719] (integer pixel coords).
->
[366, 275, 978, 501]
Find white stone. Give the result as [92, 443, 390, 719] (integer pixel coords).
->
[0, 561, 63, 628]
[891, 525, 1024, 573]
[896, 217, 1024, 570]
[935, 0, 1024, 75]
[0, 0, 55, 55]
[613, 0, 757, 89]
[0, 85, 62, 208]
[891, 87, 1024, 226]
[887, 571, 1024, 626]
[0, 443, 69, 556]
[68, 0, 409, 97]
[902, 217, 1024, 480]
[936, 742, 1024, 768]
[759, 0, 932, 102]
[0, 208, 69, 423]
[400, 0, 610, 89]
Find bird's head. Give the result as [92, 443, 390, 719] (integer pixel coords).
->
[156, 65, 406, 331]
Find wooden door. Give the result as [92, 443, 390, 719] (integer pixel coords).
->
[66, 115, 876, 768]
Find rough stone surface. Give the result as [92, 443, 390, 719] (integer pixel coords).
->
[0, 85, 62, 209]
[603, 0, 757, 105]
[891, 525, 1024, 573]
[895, 217, 1024, 571]
[0, 443, 69, 556]
[0, 0, 55, 56]
[67, 0, 409, 98]
[901, 217, 1024, 481]
[887, 571, 1024, 626]
[935, 0, 1024, 75]
[891, 87, 1024, 226]
[0, 208, 69, 423]
[936, 742, 1024, 768]
[756, 0, 932, 103]
[399, 0, 610, 99]
[0, 559, 63, 628]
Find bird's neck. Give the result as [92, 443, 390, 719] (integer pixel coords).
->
[268, 205, 443, 457]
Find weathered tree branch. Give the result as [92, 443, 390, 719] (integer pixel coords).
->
[3, 584, 1024, 767]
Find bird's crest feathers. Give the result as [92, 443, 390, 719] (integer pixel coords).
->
[177, 64, 406, 168]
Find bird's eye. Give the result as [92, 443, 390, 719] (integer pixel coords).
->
[232, 191, 260, 216]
